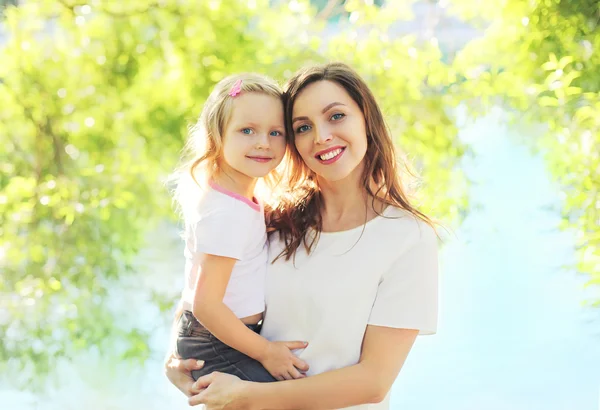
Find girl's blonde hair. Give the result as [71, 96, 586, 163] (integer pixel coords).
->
[171, 73, 283, 214]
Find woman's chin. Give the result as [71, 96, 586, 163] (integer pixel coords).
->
[314, 164, 364, 184]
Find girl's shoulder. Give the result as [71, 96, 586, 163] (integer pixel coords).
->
[182, 186, 239, 224]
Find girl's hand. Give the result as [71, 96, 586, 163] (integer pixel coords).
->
[164, 352, 205, 397]
[189, 372, 250, 409]
[259, 340, 309, 380]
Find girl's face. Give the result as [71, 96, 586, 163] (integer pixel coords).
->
[220, 92, 287, 181]
[291, 80, 368, 183]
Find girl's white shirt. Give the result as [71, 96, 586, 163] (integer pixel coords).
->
[180, 181, 267, 319]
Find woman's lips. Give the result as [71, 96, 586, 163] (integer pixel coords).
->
[315, 147, 345, 164]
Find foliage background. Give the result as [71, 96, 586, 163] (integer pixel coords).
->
[0, 0, 597, 390]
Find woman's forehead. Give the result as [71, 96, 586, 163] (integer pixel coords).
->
[292, 81, 353, 115]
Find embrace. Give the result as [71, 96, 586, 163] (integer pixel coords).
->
[164, 62, 439, 410]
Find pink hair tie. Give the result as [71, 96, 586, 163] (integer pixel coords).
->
[228, 79, 242, 97]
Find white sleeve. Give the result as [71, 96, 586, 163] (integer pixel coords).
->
[367, 223, 439, 335]
[187, 209, 251, 260]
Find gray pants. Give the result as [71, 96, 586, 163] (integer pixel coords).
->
[176, 310, 276, 382]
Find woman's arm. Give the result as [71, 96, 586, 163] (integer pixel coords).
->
[165, 354, 205, 397]
[164, 303, 204, 396]
[191, 325, 419, 410]
[193, 254, 308, 380]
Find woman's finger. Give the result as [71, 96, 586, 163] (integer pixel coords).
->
[192, 371, 217, 391]
[182, 359, 205, 372]
[188, 390, 206, 407]
[281, 371, 293, 381]
[190, 384, 207, 395]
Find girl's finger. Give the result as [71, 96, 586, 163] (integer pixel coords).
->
[292, 356, 309, 372]
[288, 367, 303, 379]
[282, 341, 308, 350]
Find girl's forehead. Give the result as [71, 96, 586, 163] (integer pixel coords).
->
[228, 93, 284, 123]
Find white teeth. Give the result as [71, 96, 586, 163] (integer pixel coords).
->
[319, 148, 342, 161]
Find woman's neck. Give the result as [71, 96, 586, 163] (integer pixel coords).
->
[317, 165, 384, 232]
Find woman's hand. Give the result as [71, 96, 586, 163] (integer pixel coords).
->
[164, 352, 205, 397]
[259, 340, 309, 381]
[189, 372, 251, 409]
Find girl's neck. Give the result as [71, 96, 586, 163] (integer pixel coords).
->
[212, 167, 257, 201]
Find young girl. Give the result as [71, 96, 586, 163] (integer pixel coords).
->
[171, 73, 309, 383]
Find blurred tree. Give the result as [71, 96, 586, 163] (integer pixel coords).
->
[0, 0, 19, 11]
[0, 0, 464, 383]
[448, 0, 599, 303]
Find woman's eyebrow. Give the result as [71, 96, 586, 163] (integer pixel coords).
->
[292, 102, 347, 123]
[321, 102, 345, 113]
[292, 115, 308, 123]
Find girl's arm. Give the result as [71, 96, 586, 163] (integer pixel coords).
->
[193, 254, 267, 358]
[193, 253, 309, 380]
[191, 324, 419, 410]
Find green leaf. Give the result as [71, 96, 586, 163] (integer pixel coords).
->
[539, 96, 560, 106]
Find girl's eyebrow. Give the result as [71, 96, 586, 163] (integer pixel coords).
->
[232, 121, 256, 127]
[292, 102, 346, 123]
[233, 122, 284, 130]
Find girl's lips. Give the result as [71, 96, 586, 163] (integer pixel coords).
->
[247, 156, 273, 163]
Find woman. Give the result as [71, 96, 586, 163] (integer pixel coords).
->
[165, 62, 439, 410]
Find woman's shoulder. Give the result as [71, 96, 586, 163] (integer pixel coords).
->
[377, 206, 437, 245]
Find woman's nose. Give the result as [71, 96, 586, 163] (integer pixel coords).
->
[313, 125, 333, 144]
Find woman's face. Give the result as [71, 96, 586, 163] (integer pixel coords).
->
[291, 80, 368, 183]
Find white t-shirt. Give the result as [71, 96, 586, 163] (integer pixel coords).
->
[180, 181, 268, 319]
[261, 206, 438, 410]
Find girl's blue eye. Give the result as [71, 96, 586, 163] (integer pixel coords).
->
[331, 113, 345, 121]
[295, 124, 311, 134]
[241, 128, 253, 135]
[269, 130, 283, 137]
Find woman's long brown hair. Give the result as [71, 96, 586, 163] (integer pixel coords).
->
[268, 62, 434, 262]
